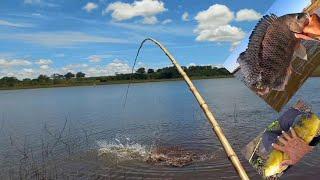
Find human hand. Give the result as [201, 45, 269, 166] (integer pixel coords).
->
[304, 14, 320, 36]
[272, 127, 313, 167]
[295, 14, 320, 40]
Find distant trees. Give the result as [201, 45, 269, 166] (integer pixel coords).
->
[37, 75, 50, 82]
[64, 72, 75, 80]
[51, 73, 64, 79]
[147, 69, 154, 74]
[76, 72, 85, 78]
[0, 66, 232, 89]
[0, 77, 19, 87]
[136, 68, 146, 74]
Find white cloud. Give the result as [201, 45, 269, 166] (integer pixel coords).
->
[235, 9, 262, 21]
[0, 59, 132, 79]
[86, 59, 131, 76]
[88, 55, 103, 63]
[230, 41, 241, 51]
[23, 68, 34, 73]
[0, 19, 33, 28]
[83, 2, 98, 12]
[62, 64, 89, 71]
[107, 59, 131, 74]
[142, 16, 158, 24]
[0, 31, 130, 47]
[189, 63, 196, 67]
[161, 19, 172, 25]
[40, 65, 50, 70]
[195, 25, 245, 42]
[105, 0, 166, 24]
[0, 68, 34, 79]
[56, 59, 131, 77]
[88, 54, 111, 63]
[22, 68, 35, 79]
[36, 59, 53, 65]
[0, 59, 32, 68]
[182, 12, 189, 21]
[24, 0, 58, 7]
[195, 4, 234, 31]
[194, 4, 245, 45]
[24, 0, 41, 4]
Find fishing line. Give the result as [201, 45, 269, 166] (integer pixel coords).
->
[122, 38, 249, 179]
[122, 39, 150, 108]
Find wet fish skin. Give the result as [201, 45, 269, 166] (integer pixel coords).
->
[237, 13, 309, 94]
[282, 13, 310, 33]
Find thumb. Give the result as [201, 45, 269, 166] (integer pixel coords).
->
[294, 33, 316, 40]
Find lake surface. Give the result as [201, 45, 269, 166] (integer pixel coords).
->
[0, 78, 319, 179]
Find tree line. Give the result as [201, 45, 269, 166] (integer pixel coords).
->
[0, 65, 231, 89]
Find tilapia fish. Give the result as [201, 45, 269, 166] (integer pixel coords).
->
[237, 13, 310, 95]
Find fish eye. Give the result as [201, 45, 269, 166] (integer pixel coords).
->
[296, 14, 305, 20]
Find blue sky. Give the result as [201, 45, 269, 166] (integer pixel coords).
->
[0, 0, 275, 79]
[224, 0, 311, 72]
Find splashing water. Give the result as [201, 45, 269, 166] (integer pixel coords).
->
[97, 137, 148, 161]
[96, 136, 220, 167]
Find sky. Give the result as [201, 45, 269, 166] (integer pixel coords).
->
[224, 0, 311, 72]
[0, 0, 276, 79]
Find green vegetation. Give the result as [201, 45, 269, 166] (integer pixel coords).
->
[0, 65, 232, 90]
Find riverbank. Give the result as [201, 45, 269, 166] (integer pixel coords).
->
[0, 76, 233, 91]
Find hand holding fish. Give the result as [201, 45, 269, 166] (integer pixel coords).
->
[272, 127, 313, 167]
[295, 14, 320, 40]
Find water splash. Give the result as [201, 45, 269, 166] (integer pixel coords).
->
[96, 136, 148, 161]
[96, 136, 220, 167]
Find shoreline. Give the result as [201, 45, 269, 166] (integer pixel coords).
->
[1, 75, 319, 91]
[0, 76, 233, 91]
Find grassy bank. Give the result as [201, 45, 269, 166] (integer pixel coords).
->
[0, 75, 233, 91]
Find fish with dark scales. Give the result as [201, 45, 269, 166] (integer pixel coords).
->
[237, 13, 314, 95]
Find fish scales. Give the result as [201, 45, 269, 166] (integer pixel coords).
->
[237, 13, 309, 93]
[261, 21, 298, 90]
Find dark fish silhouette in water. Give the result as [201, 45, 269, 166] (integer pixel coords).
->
[237, 13, 312, 95]
[146, 146, 195, 167]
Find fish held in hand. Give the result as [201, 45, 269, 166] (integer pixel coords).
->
[237, 13, 312, 95]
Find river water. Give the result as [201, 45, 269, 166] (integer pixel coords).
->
[0, 78, 319, 179]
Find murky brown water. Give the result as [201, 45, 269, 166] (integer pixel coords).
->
[0, 78, 319, 179]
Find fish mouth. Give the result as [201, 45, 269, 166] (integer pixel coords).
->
[304, 13, 311, 26]
[256, 87, 270, 96]
[254, 84, 270, 96]
[301, 13, 310, 27]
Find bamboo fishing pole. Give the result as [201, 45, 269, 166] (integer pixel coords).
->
[131, 38, 249, 180]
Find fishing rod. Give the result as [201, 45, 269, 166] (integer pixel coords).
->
[126, 38, 249, 180]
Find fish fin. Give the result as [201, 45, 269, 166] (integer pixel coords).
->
[272, 66, 292, 91]
[247, 14, 278, 52]
[293, 43, 308, 61]
[236, 52, 254, 85]
[237, 14, 278, 90]
[237, 53, 264, 89]
[236, 52, 246, 64]
[272, 79, 286, 91]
